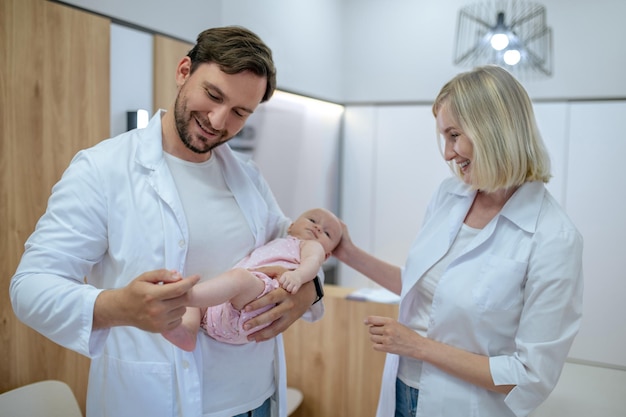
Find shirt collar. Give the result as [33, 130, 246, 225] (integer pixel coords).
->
[135, 109, 167, 170]
[446, 179, 545, 233]
[500, 181, 545, 233]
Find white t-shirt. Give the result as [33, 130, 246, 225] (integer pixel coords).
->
[165, 152, 276, 416]
[398, 223, 481, 389]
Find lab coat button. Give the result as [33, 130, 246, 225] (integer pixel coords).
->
[182, 360, 190, 369]
[178, 239, 185, 248]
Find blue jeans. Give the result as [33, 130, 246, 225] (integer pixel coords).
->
[233, 397, 271, 417]
[395, 378, 419, 417]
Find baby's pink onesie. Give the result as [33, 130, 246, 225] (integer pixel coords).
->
[200, 236, 302, 344]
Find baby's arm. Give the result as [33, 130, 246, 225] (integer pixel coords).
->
[279, 240, 326, 294]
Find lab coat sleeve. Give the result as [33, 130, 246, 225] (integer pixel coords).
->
[10, 150, 110, 357]
[490, 223, 583, 417]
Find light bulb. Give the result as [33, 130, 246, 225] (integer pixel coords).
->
[490, 33, 509, 51]
[503, 49, 521, 65]
[137, 109, 149, 129]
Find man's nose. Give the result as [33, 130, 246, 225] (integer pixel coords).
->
[208, 106, 228, 131]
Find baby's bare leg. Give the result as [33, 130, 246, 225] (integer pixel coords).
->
[187, 268, 266, 311]
[162, 306, 202, 352]
[163, 268, 265, 350]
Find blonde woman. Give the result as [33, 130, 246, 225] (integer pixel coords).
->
[334, 65, 583, 417]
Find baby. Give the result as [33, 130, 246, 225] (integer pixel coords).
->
[162, 207, 342, 350]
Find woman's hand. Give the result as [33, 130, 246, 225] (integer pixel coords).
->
[331, 220, 355, 263]
[364, 315, 426, 358]
[365, 316, 515, 394]
[333, 220, 403, 294]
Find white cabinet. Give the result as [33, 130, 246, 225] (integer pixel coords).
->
[533, 103, 569, 205]
[338, 104, 449, 289]
[338, 106, 377, 289]
[372, 106, 451, 268]
[523, 101, 626, 368]
[562, 101, 626, 368]
[250, 91, 344, 221]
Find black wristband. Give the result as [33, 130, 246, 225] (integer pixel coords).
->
[312, 276, 324, 305]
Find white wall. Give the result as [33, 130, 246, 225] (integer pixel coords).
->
[58, 0, 343, 102]
[530, 361, 626, 417]
[341, 0, 626, 102]
[248, 91, 344, 220]
[57, 0, 221, 42]
[110, 24, 153, 137]
[219, 0, 345, 102]
[58, 0, 626, 103]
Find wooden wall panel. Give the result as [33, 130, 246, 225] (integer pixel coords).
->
[283, 286, 398, 417]
[1, 0, 110, 414]
[153, 35, 193, 112]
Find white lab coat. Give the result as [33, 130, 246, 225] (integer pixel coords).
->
[376, 177, 583, 417]
[10, 111, 324, 417]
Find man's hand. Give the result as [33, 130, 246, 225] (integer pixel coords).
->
[243, 279, 316, 342]
[93, 269, 200, 332]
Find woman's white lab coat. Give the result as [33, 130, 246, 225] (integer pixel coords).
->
[10, 111, 324, 417]
[376, 177, 583, 417]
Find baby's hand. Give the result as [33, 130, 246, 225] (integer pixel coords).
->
[279, 271, 303, 294]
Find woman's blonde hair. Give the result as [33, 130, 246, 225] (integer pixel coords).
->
[432, 65, 551, 192]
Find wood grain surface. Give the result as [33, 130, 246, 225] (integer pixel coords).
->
[1, 0, 109, 414]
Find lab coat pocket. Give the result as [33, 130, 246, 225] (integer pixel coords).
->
[472, 255, 527, 311]
[102, 354, 173, 417]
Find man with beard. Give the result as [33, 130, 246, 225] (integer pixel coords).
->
[10, 26, 323, 417]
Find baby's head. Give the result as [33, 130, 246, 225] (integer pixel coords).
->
[288, 208, 342, 259]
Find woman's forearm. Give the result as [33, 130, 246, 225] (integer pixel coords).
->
[336, 244, 402, 294]
[420, 337, 515, 395]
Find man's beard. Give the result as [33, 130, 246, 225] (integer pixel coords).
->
[174, 95, 229, 154]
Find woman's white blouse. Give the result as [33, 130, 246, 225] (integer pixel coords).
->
[376, 177, 583, 417]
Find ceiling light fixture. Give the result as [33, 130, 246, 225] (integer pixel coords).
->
[453, 1, 553, 79]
